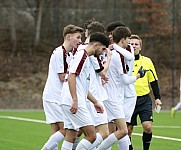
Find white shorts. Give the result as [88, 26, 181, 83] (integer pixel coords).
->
[86, 101, 108, 126]
[124, 96, 137, 123]
[43, 100, 64, 124]
[103, 100, 125, 122]
[61, 105, 94, 131]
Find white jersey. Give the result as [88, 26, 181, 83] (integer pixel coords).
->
[124, 44, 136, 97]
[89, 56, 108, 101]
[61, 49, 90, 108]
[104, 50, 125, 104]
[42, 45, 70, 103]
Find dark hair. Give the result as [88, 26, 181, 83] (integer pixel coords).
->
[63, 24, 84, 37]
[87, 22, 105, 35]
[106, 21, 126, 32]
[84, 18, 96, 29]
[90, 32, 110, 48]
[113, 26, 131, 43]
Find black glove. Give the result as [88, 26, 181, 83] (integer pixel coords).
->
[138, 66, 146, 78]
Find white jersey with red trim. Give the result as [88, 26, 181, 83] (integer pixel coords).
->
[104, 50, 125, 104]
[60, 49, 90, 108]
[42, 46, 69, 103]
[89, 56, 108, 101]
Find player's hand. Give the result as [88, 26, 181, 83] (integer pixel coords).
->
[101, 76, 109, 85]
[138, 66, 147, 78]
[94, 102, 104, 113]
[108, 44, 114, 50]
[70, 101, 78, 114]
[106, 48, 112, 59]
[155, 99, 162, 106]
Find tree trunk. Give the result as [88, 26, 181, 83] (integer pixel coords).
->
[34, 0, 44, 51]
[10, 0, 17, 55]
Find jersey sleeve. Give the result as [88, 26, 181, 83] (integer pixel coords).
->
[90, 56, 104, 73]
[54, 48, 68, 74]
[147, 58, 158, 83]
[69, 50, 88, 75]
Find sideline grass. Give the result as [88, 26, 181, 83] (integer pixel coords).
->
[0, 110, 180, 150]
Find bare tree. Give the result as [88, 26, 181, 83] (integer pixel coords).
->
[10, 0, 17, 55]
[34, 0, 44, 50]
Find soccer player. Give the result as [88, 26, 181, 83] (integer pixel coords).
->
[60, 32, 110, 150]
[105, 21, 137, 150]
[97, 26, 142, 150]
[83, 21, 112, 150]
[171, 76, 181, 118]
[128, 34, 162, 150]
[72, 20, 110, 150]
[41, 24, 84, 150]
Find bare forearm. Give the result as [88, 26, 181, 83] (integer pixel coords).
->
[87, 91, 97, 105]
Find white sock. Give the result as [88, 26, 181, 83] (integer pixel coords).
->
[61, 141, 73, 150]
[118, 135, 129, 150]
[97, 133, 118, 150]
[53, 147, 58, 150]
[76, 139, 92, 150]
[88, 133, 103, 150]
[105, 147, 112, 150]
[175, 102, 181, 111]
[72, 136, 81, 150]
[42, 131, 64, 150]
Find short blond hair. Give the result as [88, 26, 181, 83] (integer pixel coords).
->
[130, 34, 142, 47]
[63, 24, 84, 37]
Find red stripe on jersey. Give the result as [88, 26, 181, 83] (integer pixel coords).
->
[117, 51, 127, 74]
[75, 50, 88, 75]
[95, 57, 104, 73]
[97, 57, 104, 69]
[62, 45, 68, 73]
[126, 45, 131, 52]
[72, 48, 77, 56]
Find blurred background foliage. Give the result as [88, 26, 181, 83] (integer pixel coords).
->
[0, 0, 180, 109]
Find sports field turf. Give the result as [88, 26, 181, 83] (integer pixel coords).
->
[0, 110, 180, 150]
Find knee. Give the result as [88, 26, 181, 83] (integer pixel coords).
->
[127, 125, 133, 136]
[100, 130, 109, 139]
[143, 125, 152, 133]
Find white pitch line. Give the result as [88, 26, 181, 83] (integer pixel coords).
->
[135, 125, 181, 129]
[133, 133, 181, 142]
[0, 115, 181, 142]
[0, 115, 46, 124]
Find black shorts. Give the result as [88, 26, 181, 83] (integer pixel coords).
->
[129, 94, 153, 126]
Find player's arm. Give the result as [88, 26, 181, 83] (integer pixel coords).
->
[98, 48, 112, 78]
[121, 73, 140, 85]
[87, 91, 104, 113]
[113, 43, 134, 60]
[68, 73, 78, 114]
[150, 80, 162, 106]
[58, 73, 66, 81]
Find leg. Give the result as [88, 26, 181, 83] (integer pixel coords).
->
[142, 121, 152, 150]
[88, 123, 109, 150]
[127, 124, 134, 150]
[42, 122, 65, 150]
[72, 130, 82, 150]
[97, 119, 128, 150]
[61, 129, 77, 150]
[76, 125, 96, 150]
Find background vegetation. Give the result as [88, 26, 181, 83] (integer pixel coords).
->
[0, 0, 180, 109]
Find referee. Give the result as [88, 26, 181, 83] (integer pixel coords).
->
[128, 34, 162, 150]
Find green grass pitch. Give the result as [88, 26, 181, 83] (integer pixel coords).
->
[0, 110, 180, 150]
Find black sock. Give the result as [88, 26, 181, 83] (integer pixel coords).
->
[142, 132, 152, 150]
[129, 137, 133, 150]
